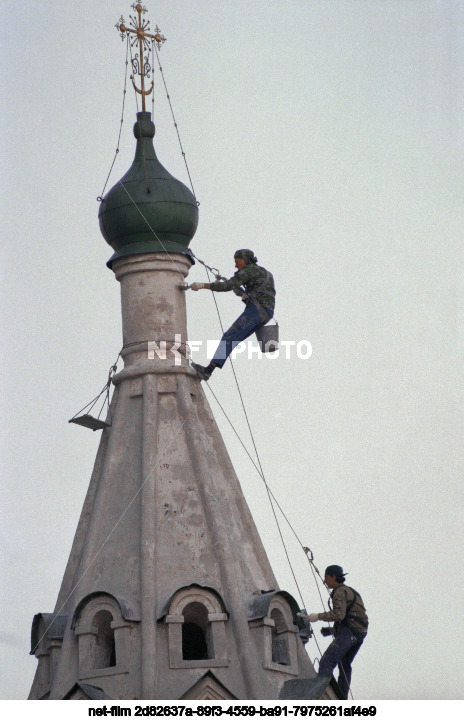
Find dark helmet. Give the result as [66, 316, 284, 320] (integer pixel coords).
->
[325, 565, 347, 577]
[234, 249, 258, 264]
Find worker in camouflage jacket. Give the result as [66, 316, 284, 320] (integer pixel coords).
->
[190, 249, 275, 380]
[299, 565, 368, 699]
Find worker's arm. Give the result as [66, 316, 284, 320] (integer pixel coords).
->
[209, 266, 255, 292]
[316, 587, 349, 623]
[191, 266, 254, 292]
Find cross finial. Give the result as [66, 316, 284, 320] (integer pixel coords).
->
[116, 3, 167, 112]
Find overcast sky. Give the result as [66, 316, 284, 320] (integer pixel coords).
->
[1, 0, 463, 702]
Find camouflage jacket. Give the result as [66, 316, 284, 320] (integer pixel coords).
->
[317, 584, 369, 637]
[209, 263, 276, 311]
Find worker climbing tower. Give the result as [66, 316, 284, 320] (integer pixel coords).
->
[28, 4, 335, 701]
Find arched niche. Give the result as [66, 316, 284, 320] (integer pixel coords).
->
[29, 613, 67, 696]
[163, 585, 229, 669]
[73, 594, 138, 680]
[248, 591, 300, 676]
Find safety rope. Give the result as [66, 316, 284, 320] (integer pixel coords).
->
[201, 373, 356, 697]
[207, 365, 346, 682]
[199, 270, 360, 698]
[203, 269, 305, 599]
[203, 373, 323, 656]
[97, 35, 130, 202]
[153, 40, 198, 202]
[201, 267, 335, 666]
[151, 38, 155, 121]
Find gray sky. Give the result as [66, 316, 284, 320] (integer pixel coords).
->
[1, 0, 463, 701]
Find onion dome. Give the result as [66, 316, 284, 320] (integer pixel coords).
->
[99, 112, 199, 268]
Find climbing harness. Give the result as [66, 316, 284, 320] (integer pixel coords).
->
[331, 586, 368, 640]
[239, 269, 278, 344]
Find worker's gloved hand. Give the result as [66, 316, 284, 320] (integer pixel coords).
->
[191, 282, 207, 291]
[308, 613, 319, 622]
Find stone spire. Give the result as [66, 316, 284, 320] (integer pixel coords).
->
[28, 4, 334, 702]
[28, 236, 321, 698]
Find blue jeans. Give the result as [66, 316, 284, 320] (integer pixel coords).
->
[211, 303, 273, 369]
[318, 625, 365, 699]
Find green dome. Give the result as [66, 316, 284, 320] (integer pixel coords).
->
[99, 112, 199, 268]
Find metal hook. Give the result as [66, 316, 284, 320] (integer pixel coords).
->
[303, 546, 314, 561]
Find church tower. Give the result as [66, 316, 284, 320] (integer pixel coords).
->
[28, 4, 333, 701]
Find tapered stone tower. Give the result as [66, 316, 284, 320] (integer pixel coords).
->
[28, 4, 333, 702]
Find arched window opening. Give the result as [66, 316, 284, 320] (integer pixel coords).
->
[270, 608, 289, 665]
[166, 586, 228, 669]
[92, 610, 116, 669]
[182, 602, 211, 660]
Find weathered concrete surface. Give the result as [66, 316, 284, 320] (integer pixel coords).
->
[29, 253, 317, 701]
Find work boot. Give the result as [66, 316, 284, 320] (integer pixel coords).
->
[191, 362, 212, 381]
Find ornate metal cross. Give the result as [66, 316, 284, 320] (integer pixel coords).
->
[116, 3, 166, 112]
